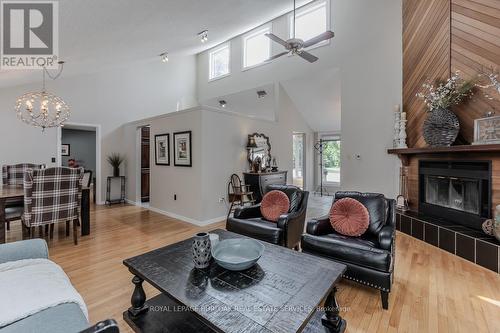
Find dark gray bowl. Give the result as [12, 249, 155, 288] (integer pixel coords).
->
[211, 239, 265, 271]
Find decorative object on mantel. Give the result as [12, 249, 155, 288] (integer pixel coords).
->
[15, 61, 70, 131]
[192, 232, 211, 269]
[473, 113, 500, 145]
[417, 72, 475, 147]
[393, 105, 407, 148]
[107, 153, 124, 177]
[477, 66, 500, 101]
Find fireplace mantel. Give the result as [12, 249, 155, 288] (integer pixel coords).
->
[388, 144, 500, 166]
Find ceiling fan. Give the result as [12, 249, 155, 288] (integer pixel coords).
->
[265, 0, 334, 63]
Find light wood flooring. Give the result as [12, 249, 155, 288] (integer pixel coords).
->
[5, 202, 500, 333]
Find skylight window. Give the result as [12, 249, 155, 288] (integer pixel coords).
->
[209, 43, 230, 80]
[243, 25, 271, 69]
[289, 0, 329, 44]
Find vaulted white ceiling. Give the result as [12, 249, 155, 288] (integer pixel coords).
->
[0, 0, 312, 88]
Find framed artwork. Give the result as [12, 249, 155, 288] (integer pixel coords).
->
[473, 116, 500, 145]
[173, 131, 192, 167]
[155, 133, 170, 165]
[61, 144, 70, 156]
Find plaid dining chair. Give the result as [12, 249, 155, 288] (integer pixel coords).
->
[2, 163, 44, 230]
[22, 167, 84, 245]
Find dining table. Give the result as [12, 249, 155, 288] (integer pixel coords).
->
[0, 185, 91, 244]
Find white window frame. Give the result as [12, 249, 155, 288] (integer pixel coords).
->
[288, 0, 330, 51]
[242, 24, 272, 71]
[208, 42, 231, 81]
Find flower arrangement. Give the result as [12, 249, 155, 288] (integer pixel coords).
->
[416, 72, 475, 111]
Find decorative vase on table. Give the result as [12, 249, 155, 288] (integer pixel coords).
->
[423, 108, 460, 147]
[192, 232, 212, 269]
[113, 167, 120, 177]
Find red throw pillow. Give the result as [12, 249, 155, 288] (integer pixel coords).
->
[329, 198, 369, 237]
[260, 190, 290, 222]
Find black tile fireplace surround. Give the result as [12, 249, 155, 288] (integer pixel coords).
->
[396, 210, 499, 273]
[419, 160, 492, 231]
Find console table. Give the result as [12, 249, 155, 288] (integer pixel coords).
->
[243, 171, 287, 203]
[106, 176, 126, 205]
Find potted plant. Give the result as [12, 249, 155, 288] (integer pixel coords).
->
[416, 72, 475, 146]
[107, 153, 124, 177]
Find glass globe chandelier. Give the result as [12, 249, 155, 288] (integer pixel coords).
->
[15, 61, 70, 131]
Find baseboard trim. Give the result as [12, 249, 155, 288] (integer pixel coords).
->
[146, 206, 225, 227]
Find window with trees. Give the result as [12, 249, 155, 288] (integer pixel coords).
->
[321, 135, 341, 184]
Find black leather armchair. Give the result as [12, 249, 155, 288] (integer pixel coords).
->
[301, 192, 396, 309]
[226, 185, 309, 249]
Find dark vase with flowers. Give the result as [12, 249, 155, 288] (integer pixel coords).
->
[417, 72, 475, 147]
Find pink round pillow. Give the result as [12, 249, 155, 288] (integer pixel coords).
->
[260, 190, 290, 222]
[329, 198, 369, 236]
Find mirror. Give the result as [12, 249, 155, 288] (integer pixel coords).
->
[247, 133, 271, 169]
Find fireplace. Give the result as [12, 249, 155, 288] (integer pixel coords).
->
[419, 160, 491, 230]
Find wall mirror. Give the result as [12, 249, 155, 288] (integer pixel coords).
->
[247, 133, 271, 168]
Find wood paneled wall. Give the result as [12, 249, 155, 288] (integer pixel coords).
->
[403, 0, 500, 147]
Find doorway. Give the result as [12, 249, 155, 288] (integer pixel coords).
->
[139, 126, 150, 204]
[57, 123, 101, 204]
[293, 133, 306, 189]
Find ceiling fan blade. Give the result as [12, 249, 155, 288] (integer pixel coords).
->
[297, 51, 319, 63]
[266, 51, 289, 62]
[302, 31, 335, 48]
[265, 33, 290, 49]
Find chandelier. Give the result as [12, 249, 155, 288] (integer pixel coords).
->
[15, 61, 70, 130]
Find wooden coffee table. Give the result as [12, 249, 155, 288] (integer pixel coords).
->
[123, 229, 347, 333]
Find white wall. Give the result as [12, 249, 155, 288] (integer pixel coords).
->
[123, 93, 313, 223]
[0, 56, 198, 197]
[197, 0, 402, 198]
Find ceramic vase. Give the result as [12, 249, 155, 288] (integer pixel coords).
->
[192, 232, 212, 269]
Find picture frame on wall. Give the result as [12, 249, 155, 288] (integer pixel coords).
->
[61, 144, 70, 156]
[473, 116, 500, 145]
[155, 133, 170, 165]
[173, 131, 192, 167]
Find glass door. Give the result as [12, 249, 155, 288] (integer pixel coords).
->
[293, 133, 306, 189]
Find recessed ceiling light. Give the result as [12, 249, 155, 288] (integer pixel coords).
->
[159, 52, 169, 63]
[198, 30, 208, 43]
[219, 100, 227, 108]
[257, 90, 267, 98]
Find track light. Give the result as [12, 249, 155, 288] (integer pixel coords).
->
[198, 30, 208, 43]
[219, 100, 227, 108]
[257, 90, 267, 99]
[160, 52, 169, 63]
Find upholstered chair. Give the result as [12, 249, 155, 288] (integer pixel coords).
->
[301, 192, 396, 309]
[22, 167, 84, 245]
[2, 163, 45, 230]
[227, 184, 309, 249]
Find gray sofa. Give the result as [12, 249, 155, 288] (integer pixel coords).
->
[0, 239, 90, 333]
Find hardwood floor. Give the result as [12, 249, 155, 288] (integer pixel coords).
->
[5, 204, 500, 333]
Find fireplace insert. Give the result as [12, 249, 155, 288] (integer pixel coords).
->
[419, 160, 491, 230]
